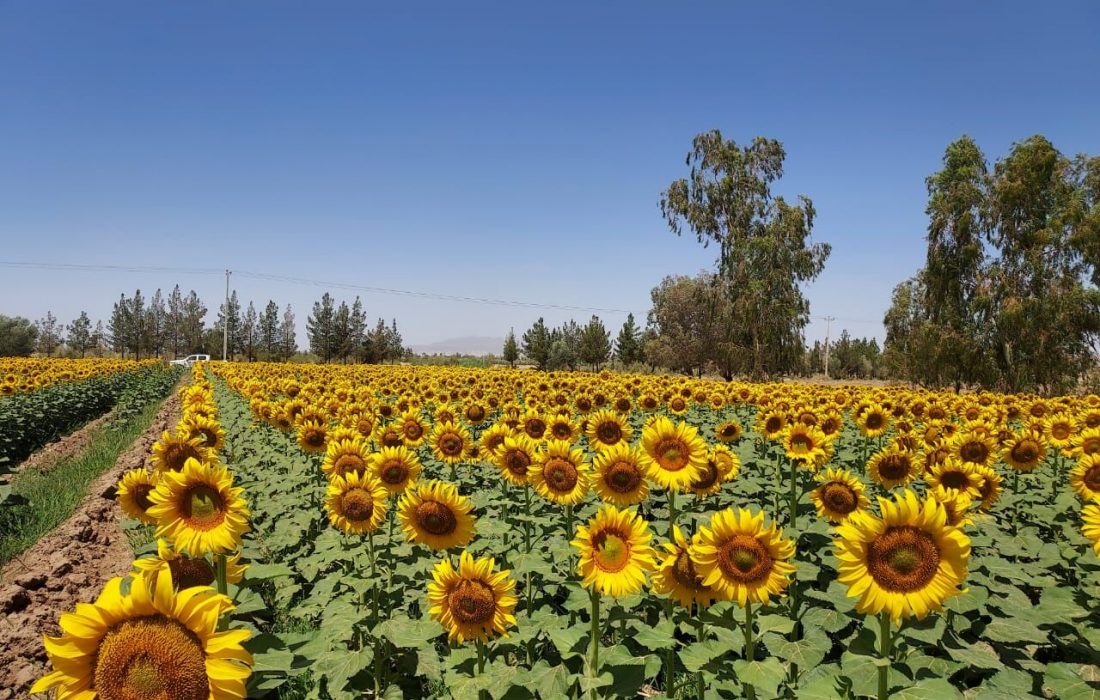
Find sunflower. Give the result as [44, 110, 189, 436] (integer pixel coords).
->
[547, 413, 580, 443]
[431, 421, 472, 465]
[811, 468, 870, 523]
[652, 526, 717, 608]
[640, 416, 708, 491]
[925, 457, 986, 498]
[834, 489, 970, 623]
[585, 409, 633, 452]
[1070, 454, 1100, 501]
[133, 538, 247, 591]
[1044, 412, 1078, 452]
[321, 437, 371, 479]
[1082, 498, 1100, 557]
[572, 505, 656, 597]
[927, 485, 976, 528]
[398, 480, 476, 550]
[529, 440, 591, 506]
[973, 465, 1002, 510]
[1002, 430, 1047, 472]
[427, 550, 517, 643]
[182, 414, 227, 453]
[868, 448, 918, 489]
[591, 443, 650, 507]
[1071, 427, 1100, 459]
[494, 433, 538, 487]
[150, 430, 215, 473]
[756, 410, 788, 441]
[691, 508, 796, 606]
[326, 471, 389, 535]
[296, 419, 329, 454]
[950, 430, 997, 468]
[856, 404, 891, 438]
[117, 468, 160, 524]
[714, 419, 743, 444]
[782, 423, 829, 465]
[31, 570, 252, 700]
[479, 423, 514, 460]
[688, 447, 735, 498]
[148, 457, 251, 557]
[374, 422, 405, 448]
[393, 410, 427, 447]
[521, 410, 548, 440]
[369, 445, 422, 495]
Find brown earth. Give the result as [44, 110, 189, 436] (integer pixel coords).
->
[0, 392, 181, 698]
[0, 413, 114, 485]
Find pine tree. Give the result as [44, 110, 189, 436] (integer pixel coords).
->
[578, 315, 612, 371]
[387, 319, 404, 363]
[307, 293, 337, 362]
[182, 291, 207, 354]
[146, 288, 167, 359]
[259, 300, 280, 360]
[349, 297, 367, 363]
[502, 329, 519, 368]
[108, 294, 129, 358]
[615, 312, 642, 365]
[333, 302, 352, 363]
[215, 290, 242, 359]
[167, 285, 184, 357]
[91, 320, 107, 357]
[242, 302, 258, 362]
[36, 311, 62, 356]
[128, 290, 146, 359]
[280, 305, 298, 360]
[67, 311, 92, 357]
[521, 317, 552, 370]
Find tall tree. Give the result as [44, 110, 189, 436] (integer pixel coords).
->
[146, 288, 167, 359]
[242, 301, 258, 362]
[128, 290, 146, 359]
[522, 317, 552, 370]
[36, 311, 62, 356]
[167, 285, 184, 358]
[645, 273, 734, 377]
[307, 293, 337, 362]
[615, 313, 642, 365]
[182, 291, 207, 354]
[0, 315, 38, 356]
[660, 129, 831, 378]
[279, 305, 298, 360]
[108, 294, 130, 358]
[332, 302, 352, 363]
[215, 290, 242, 359]
[502, 329, 519, 368]
[91, 320, 107, 357]
[578, 315, 612, 371]
[386, 319, 404, 363]
[349, 297, 367, 363]
[67, 311, 92, 357]
[259, 300, 280, 360]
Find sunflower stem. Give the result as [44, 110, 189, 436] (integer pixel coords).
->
[694, 614, 706, 698]
[589, 587, 601, 700]
[668, 489, 678, 540]
[788, 458, 798, 529]
[877, 613, 892, 700]
[743, 601, 756, 700]
[523, 485, 532, 554]
[215, 553, 229, 631]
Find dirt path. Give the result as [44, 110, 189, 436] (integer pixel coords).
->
[0, 412, 114, 484]
[0, 392, 180, 698]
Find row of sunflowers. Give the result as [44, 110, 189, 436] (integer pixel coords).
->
[0, 357, 159, 398]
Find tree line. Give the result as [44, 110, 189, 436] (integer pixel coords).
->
[506, 313, 644, 371]
[305, 293, 407, 364]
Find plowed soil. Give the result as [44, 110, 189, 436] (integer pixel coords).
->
[0, 393, 180, 698]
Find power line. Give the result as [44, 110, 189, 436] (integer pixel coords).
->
[0, 260, 636, 315]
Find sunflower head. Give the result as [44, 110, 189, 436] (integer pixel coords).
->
[868, 448, 917, 489]
[321, 437, 371, 479]
[1002, 429, 1047, 472]
[427, 550, 517, 643]
[493, 433, 538, 487]
[529, 440, 591, 506]
[370, 445, 422, 495]
[572, 504, 656, 597]
[296, 419, 329, 454]
[652, 525, 716, 608]
[132, 538, 247, 591]
[715, 419, 743, 443]
[151, 430, 215, 473]
[479, 423, 515, 459]
[811, 468, 870, 524]
[640, 416, 708, 492]
[431, 421, 472, 465]
[182, 414, 227, 453]
[32, 570, 252, 700]
[591, 443, 650, 507]
[1071, 454, 1100, 501]
[925, 457, 986, 498]
[148, 457, 251, 557]
[398, 480, 476, 550]
[117, 468, 161, 525]
[691, 508, 796, 607]
[585, 409, 633, 451]
[326, 471, 389, 535]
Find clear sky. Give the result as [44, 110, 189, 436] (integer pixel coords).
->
[1, 2, 1097, 350]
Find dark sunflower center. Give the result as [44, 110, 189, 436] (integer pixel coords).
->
[525, 420, 546, 439]
[940, 471, 969, 490]
[381, 430, 402, 447]
[671, 549, 707, 591]
[181, 485, 225, 530]
[865, 414, 884, 430]
[1052, 423, 1071, 440]
[198, 427, 219, 447]
[334, 454, 366, 477]
[821, 482, 858, 514]
[552, 423, 572, 439]
[133, 483, 156, 512]
[416, 501, 458, 535]
[544, 457, 578, 492]
[467, 406, 486, 422]
[342, 489, 375, 522]
[439, 433, 464, 457]
[606, 461, 642, 493]
[503, 450, 531, 477]
[404, 422, 424, 440]
[94, 615, 208, 700]
[765, 417, 783, 434]
[303, 429, 325, 448]
[655, 438, 690, 471]
[959, 441, 988, 463]
[596, 421, 623, 443]
[790, 433, 812, 451]
[715, 535, 773, 584]
[448, 579, 496, 625]
[879, 454, 911, 481]
[591, 530, 631, 573]
[866, 526, 941, 592]
[165, 442, 201, 471]
[822, 418, 840, 435]
[720, 425, 737, 438]
[167, 556, 216, 589]
[671, 399, 686, 411]
[1083, 438, 1100, 456]
[380, 459, 408, 484]
[615, 399, 631, 412]
[1084, 466, 1100, 492]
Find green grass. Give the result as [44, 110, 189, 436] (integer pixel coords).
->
[0, 400, 163, 567]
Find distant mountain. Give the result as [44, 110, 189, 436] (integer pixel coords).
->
[410, 336, 504, 356]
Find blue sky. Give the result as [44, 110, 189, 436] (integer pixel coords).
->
[1, 2, 1097, 350]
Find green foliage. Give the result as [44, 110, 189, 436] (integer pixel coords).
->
[0, 315, 38, 357]
[502, 330, 519, 368]
[660, 129, 831, 379]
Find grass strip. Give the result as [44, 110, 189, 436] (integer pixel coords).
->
[0, 399, 163, 567]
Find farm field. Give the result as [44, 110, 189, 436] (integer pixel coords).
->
[26, 360, 1100, 699]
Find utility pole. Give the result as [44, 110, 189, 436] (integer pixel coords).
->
[223, 269, 231, 362]
[823, 315, 835, 378]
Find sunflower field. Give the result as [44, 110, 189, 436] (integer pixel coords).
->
[32, 362, 1100, 700]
